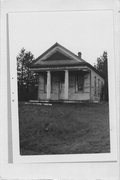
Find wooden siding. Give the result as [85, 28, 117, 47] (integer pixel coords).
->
[90, 69, 104, 101]
[38, 73, 47, 100]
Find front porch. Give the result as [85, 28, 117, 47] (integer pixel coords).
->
[37, 68, 91, 102]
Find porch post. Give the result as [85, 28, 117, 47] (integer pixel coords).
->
[47, 71, 51, 100]
[64, 70, 69, 99]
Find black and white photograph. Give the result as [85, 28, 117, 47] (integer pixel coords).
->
[8, 10, 114, 158]
[0, 0, 119, 179]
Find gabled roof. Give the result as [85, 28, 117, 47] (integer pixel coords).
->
[30, 42, 104, 79]
[30, 42, 85, 67]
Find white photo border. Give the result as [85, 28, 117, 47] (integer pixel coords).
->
[8, 9, 118, 164]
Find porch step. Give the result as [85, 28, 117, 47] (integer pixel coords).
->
[29, 99, 91, 104]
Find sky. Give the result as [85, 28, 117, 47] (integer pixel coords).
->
[9, 10, 114, 65]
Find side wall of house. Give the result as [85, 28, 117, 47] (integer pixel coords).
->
[90, 69, 104, 101]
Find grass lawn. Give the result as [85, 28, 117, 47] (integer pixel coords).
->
[19, 102, 110, 155]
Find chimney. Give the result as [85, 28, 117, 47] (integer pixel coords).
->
[78, 52, 82, 59]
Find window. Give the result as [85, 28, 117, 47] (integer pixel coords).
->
[98, 79, 100, 96]
[94, 76, 96, 95]
[44, 73, 47, 93]
[75, 72, 84, 92]
[51, 74, 53, 93]
[69, 72, 75, 88]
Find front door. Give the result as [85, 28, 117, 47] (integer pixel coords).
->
[58, 73, 64, 100]
[51, 71, 65, 100]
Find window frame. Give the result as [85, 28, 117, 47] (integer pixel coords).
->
[94, 76, 97, 96]
[75, 72, 84, 93]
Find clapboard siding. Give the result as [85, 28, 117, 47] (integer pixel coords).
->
[90, 69, 104, 101]
[38, 73, 47, 100]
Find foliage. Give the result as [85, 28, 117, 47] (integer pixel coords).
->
[94, 51, 108, 101]
[17, 48, 34, 84]
[17, 48, 39, 101]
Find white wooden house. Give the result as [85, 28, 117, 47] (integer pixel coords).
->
[30, 43, 104, 102]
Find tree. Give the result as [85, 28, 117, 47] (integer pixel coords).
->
[94, 51, 108, 101]
[17, 48, 38, 101]
[17, 48, 34, 85]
